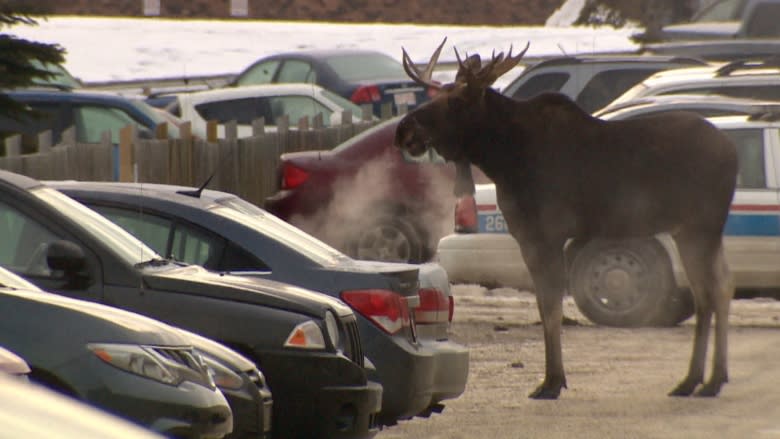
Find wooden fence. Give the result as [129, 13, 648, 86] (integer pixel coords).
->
[0, 112, 386, 207]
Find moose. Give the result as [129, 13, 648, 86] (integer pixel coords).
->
[395, 39, 738, 399]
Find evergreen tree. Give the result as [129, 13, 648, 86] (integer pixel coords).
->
[0, 2, 65, 119]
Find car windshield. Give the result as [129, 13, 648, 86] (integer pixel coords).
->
[692, 0, 746, 22]
[608, 83, 651, 108]
[325, 53, 407, 81]
[0, 266, 42, 291]
[131, 100, 182, 138]
[210, 202, 348, 266]
[32, 187, 159, 265]
[321, 88, 367, 117]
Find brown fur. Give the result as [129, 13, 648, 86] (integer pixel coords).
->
[395, 46, 738, 399]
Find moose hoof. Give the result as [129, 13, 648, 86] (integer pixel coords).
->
[668, 379, 700, 397]
[695, 379, 726, 397]
[528, 379, 566, 400]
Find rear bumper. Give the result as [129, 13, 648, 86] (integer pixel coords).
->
[258, 350, 381, 439]
[420, 338, 469, 404]
[436, 233, 532, 289]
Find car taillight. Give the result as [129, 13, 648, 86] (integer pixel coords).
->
[415, 288, 450, 324]
[454, 194, 477, 233]
[340, 289, 410, 334]
[350, 85, 381, 104]
[281, 163, 309, 189]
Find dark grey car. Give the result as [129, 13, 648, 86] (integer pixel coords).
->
[0, 266, 233, 438]
[53, 181, 469, 426]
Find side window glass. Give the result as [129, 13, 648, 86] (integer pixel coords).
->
[270, 96, 331, 125]
[236, 60, 279, 85]
[723, 128, 765, 189]
[171, 223, 225, 269]
[277, 60, 315, 83]
[195, 98, 268, 125]
[577, 69, 658, 113]
[90, 205, 173, 257]
[74, 105, 137, 144]
[508, 72, 569, 100]
[0, 199, 60, 277]
[745, 5, 780, 37]
[220, 242, 269, 272]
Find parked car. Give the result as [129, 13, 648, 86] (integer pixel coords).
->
[147, 83, 369, 138]
[594, 94, 780, 120]
[0, 265, 233, 438]
[607, 57, 780, 110]
[437, 113, 780, 327]
[500, 54, 707, 113]
[640, 39, 780, 62]
[0, 373, 165, 439]
[647, 0, 780, 41]
[53, 180, 470, 425]
[0, 346, 30, 380]
[0, 170, 381, 439]
[230, 49, 435, 116]
[265, 116, 490, 264]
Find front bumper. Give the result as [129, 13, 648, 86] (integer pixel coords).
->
[436, 233, 532, 289]
[257, 350, 382, 439]
[73, 356, 233, 439]
[221, 376, 273, 439]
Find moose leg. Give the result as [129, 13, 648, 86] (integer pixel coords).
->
[521, 239, 568, 399]
[669, 234, 733, 397]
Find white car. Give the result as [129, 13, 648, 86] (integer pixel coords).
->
[155, 83, 370, 138]
[437, 113, 780, 327]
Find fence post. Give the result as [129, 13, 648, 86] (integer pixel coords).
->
[206, 120, 219, 142]
[119, 124, 136, 182]
[62, 126, 77, 145]
[298, 116, 309, 131]
[38, 130, 53, 153]
[312, 113, 324, 129]
[380, 102, 393, 120]
[361, 105, 373, 121]
[155, 122, 168, 139]
[4, 135, 21, 156]
[341, 110, 353, 125]
[252, 117, 265, 136]
[225, 120, 238, 140]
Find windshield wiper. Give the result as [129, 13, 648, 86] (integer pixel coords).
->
[135, 258, 176, 269]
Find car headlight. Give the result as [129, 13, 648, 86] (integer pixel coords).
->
[284, 320, 326, 349]
[89, 343, 181, 386]
[200, 353, 244, 391]
[324, 311, 341, 351]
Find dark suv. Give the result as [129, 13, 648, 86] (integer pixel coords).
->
[501, 54, 707, 113]
[0, 169, 382, 439]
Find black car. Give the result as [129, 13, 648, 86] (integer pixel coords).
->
[0, 266, 233, 438]
[0, 170, 381, 439]
[230, 49, 434, 117]
[52, 181, 469, 425]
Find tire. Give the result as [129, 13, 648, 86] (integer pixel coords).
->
[350, 215, 424, 263]
[568, 238, 692, 327]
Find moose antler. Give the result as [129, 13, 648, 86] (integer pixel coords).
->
[401, 37, 447, 89]
[455, 42, 530, 88]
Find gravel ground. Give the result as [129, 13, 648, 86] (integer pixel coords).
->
[378, 285, 780, 439]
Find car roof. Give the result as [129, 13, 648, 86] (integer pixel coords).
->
[47, 180, 237, 207]
[258, 48, 395, 60]
[525, 54, 706, 71]
[636, 58, 780, 88]
[0, 169, 45, 191]
[595, 94, 780, 117]
[4, 88, 145, 105]
[174, 83, 328, 102]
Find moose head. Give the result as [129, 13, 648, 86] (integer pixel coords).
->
[394, 37, 528, 163]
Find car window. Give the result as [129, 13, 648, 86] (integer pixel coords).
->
[693, 0, 745, 22]
[73, 105, 139, 144]
[270, 96, 331, 125]
[0, 198, 60, 277]
[194, 98, 273, 125]
[576, 69, 661, 113]
[277, 60, 315, 83]
[320, 89, 366, 118]
[91, 205, 173, 256]
[723, 128, 765, 189]
[745, 4, 780, 37]
[171, 224, 224, 267]
[0, 102, 60, 154]
[507, 72, 569, 100]
[219, 242, 269, 272]
[236, 60, 280, 85]
[324, 53, 406, 81]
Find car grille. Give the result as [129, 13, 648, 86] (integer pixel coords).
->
[343, 317, 364, 367]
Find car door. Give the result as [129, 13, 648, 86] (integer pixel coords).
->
[722, 124, 780, 288]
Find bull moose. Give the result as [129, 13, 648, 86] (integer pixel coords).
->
[394, 38, 738, 399]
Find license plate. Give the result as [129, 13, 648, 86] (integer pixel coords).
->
[479, 212, 509, 233]
[393, 91, 416, 106]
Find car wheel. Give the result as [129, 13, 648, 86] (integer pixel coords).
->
[351, 216, 424, 263]
[568, 238, 692, 327]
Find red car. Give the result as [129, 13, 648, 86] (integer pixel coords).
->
[265, 116, 489, 263]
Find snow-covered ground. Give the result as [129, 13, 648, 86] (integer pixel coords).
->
[8, 12, 639, 84]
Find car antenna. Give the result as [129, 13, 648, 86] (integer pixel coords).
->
[176, 138, 238, 198]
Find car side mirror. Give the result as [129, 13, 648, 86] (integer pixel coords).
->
[46, 240, 87, 274]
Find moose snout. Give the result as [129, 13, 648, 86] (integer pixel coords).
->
[395, 116, 428, 157]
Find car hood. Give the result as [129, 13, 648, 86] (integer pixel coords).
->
[0, 288, 189, 346]
[178, 328, 256, 372]
[143, 264, 353, 318]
